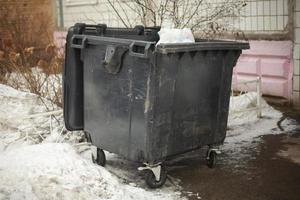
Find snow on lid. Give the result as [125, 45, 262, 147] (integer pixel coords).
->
[157, 28, 195, 45]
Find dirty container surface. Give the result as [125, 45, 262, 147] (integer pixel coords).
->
[63, 24, 249, 188]
[63, 24, 160, 131]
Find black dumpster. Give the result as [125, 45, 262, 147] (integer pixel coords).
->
[63, 23, 249, 188]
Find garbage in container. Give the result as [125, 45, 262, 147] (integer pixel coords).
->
[63, 23, 249, 188]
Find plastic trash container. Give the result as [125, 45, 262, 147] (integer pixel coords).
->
[63, 23, 249, 188]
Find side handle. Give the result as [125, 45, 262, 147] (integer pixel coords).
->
[129, 41, 151, 58]
[70, 35, 87, 49]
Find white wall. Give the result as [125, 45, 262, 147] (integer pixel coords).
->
[61, 0, 138, 28]
[59, 0, 290, 33]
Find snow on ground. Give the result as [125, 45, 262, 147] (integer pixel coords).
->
[0, 84, 58, 151]
[0, 84, 298, 200]
[5, 68, 62, 106]
[0, 143, 180, 200]
[0, 84, 182, 200]
[222, 92, 299, 167]
[227, 92, 297, 146]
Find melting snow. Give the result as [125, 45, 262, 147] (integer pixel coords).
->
[0, 84, 182, 200]
[0, 84, 298, 199]
[227, 92, 297, 146]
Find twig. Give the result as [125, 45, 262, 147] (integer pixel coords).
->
[6, 110, 63, 120]
[107, 0, 129, 27]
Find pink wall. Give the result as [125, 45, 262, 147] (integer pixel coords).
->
[54, 32, 294, 100]
[233, 40, 293, 100]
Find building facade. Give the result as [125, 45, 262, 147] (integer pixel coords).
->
[55, 0, 300, 108]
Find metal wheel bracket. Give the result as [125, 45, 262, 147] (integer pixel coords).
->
[206, 148, 221, 160]
[138, 163, 162, 181]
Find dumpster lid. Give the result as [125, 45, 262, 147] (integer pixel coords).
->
[71, 34, 249, 56]
[71, 34, 156, 47]
[71, 35, 156, 58]
[155, 41, 250, 54]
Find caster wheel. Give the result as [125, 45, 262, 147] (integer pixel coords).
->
[145, 165, 167, 189]
[93, 148, 106, 166]
[207, 151, 217, 168]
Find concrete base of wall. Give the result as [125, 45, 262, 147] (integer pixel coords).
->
[293, 92, 300, 109]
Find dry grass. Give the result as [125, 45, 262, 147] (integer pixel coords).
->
[0, 45, 63, 108]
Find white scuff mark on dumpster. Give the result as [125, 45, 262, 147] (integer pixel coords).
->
[144, 76, 151, 114]
[0, 84, 184, 200]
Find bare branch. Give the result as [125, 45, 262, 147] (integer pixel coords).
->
[181, 0, 204, 28]
[106, 0, 129, 27]
[116, 0, 133, 27]
[97, 0, 246, 39]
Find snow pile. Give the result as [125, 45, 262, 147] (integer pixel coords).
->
[223, 92, 299, 166]
[0, 143, 113, 200]
[5, 68, 62, 104]
[0, 143, 179, 200]
[0, 84, 298, 200]
[227, 92, 296, 144]
[229, 92, 279, 126]
[0, 84, 61, 151]
[157, 28, 195, 45]
[0, 84, 183, 200]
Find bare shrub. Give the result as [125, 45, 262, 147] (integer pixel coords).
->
[106, 0, 247, 39]
[2, 45, 63, 108]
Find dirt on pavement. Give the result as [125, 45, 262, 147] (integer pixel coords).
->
[169, 107, 300, 200]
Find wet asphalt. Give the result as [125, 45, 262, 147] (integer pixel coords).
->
[169, 107, 300, 200]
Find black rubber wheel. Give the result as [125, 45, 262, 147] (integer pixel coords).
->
[207, 151, 217, 168]
[93, 148, 106, 167]
[145, 165, 167, 189]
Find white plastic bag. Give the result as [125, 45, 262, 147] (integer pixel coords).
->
[157, 28, 195, 45]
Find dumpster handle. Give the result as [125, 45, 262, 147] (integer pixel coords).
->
[129, 41, 151, 58]
[70, 35, 87, 49]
